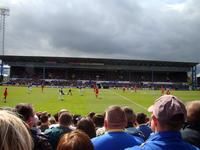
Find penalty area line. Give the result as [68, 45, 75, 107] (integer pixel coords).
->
[111, 91, 147, 111]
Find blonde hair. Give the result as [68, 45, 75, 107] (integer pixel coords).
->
[0, 110, 33, 150]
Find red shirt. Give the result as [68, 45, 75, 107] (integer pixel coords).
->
[166, 90, 170, 95]
[4, 89, 8, 96]
[95, 88, 99, 94]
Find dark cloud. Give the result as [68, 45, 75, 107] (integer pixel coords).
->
[1, 0, 200, 64]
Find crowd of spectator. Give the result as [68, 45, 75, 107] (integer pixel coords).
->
[4, 78, 189, 90]
[0, 95, 199, 150]
[10, 67, 187, 83]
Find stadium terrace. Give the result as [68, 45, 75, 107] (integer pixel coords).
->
[0, 55, 198, 90]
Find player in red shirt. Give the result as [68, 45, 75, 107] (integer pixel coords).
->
[93, 84, 96, 92]
[95, 88, 99, 98]
[161, 86, 165, 95]
[166, 89, 171, 95]
[3, 87, 8, 103]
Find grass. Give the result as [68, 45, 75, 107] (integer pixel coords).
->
[0, 86, 199, 116]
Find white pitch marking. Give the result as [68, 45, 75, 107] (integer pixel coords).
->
[111, 91, 148, 111]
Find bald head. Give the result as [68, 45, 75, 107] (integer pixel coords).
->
[104, 106, 127, 129]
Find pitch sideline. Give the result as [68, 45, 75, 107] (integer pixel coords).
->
[110, 90, 148, 111]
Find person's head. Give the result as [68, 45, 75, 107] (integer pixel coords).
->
[87, 112, 96, 119]
[56, 130, 94, 150]
[122, 106, 136, 127]
[49, 116, 56, 125]
[92, 114, 104, 128]
[0, 110, 33, 150]
[77, 118, 96, 138]
[72, 114, 82, 126]
[104, 105, 127, 130]
[148, 95, 186, 132]
[54, 113, 59, 122]
[58, 112, 72, 127]
[40, 112, 49, 124]
[185, 100, 200, 125]
[136, 113, 149, 125]
[58, 109, 69, 116]
[15, 103, 35, 127]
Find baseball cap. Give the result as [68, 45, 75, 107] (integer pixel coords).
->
[148, 95, 187, 122]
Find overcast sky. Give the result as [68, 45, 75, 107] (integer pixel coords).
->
[1, 0, 200, 66]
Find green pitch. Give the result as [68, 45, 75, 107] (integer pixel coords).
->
[0, 86, 199, 116]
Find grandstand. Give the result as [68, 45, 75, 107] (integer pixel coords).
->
[197, 73, 200, 89]
[0, 55, 198, 89]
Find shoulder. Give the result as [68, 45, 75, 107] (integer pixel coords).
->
[125, 145, 144, 150]
[125, 142, 150, 150]
[91, 133, 110, 144]
[44, 128, 53, 134]
[44, 127, 60, 135]
[181, 127, 200, 137]
[126, 127, 145, 139]
[31, 130, 52, 150]
[181, 127, 200, 147]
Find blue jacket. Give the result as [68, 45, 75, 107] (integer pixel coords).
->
[136, 124, 152, 140]
[91, 131, 143, 150]
[125, 131, 200, 150]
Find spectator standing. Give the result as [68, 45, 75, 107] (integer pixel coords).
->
[15, 103, 52, 150]
[45, 112, 72, 150]
[77, 118, 96, 138]
[123, 106, 144, 139]
[94, 114, 106, 136]
[136, 112, 152, 140]
[126, 95, 200, 150]
[87, 112, 96, 120]
[92, 114, 104, 133]
[181, 100, 200, 148]
[91, 105, 143, 150]
[39, 112, 49, 133]
[0, 110, 33, 150]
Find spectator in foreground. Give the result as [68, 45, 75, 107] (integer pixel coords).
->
[87, 112, 96, 120]
[77, 118, 96, 138]
[15, 103, 52, 150]
[181, 100, 200, 148]
[92, 114, 105, 136]
[39, 112, 49, 132]
[92, 114, 104, 129]
[49, 116, 56, 125]
[136, 112, 152, 140]
[57, 130, 94, 150]
[45, 112, 72, 150]
[91, 105, 143, 150]
[126, 95, 200, 150]
[0, 110, 33, 150]
[123, 106, 145, 139]
[72, 114, 82, 127]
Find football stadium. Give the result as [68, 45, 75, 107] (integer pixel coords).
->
[0, 55, 199, 115]
[1, 1, 200, 149]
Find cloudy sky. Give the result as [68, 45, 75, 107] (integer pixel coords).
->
[1, 0, 200, 65]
